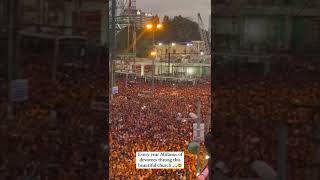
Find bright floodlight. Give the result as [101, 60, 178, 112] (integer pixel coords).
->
[156, 23, 163, 29]
[150, 51, 156, 56]
[200, 51, 204, 56]
[137, 10, 141, 15]
[171, 42, 176, 46]
[146, 24, 153, 30]
[158, 42, 163, 46]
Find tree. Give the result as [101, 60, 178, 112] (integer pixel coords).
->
[163, 15, 169, 24]
[116, 15, 203, 57]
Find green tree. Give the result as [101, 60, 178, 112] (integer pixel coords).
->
[116, 15, 204, 57]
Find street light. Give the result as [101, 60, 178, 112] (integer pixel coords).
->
[146, 23, 153, 30]
[186, 100, 202, 176]
[171, 42, 176, 47]
[145, 21, 163, 91]
[150, 51, 156, 56]
[158, 42, 163, 46]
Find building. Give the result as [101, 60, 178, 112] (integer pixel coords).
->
[155, 41, 206, 58]
[115, 9, 153, 30]
[154, 41, 210, 65]
[115, 57, 210, 78]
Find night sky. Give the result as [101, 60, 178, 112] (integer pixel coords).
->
[137, 0, 211, 29]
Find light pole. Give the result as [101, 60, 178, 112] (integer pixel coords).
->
[168, 43, 175, 75]
[196, 99, 201, 176]
[186, 99, 202, 177]
[145, 22, 162, 91]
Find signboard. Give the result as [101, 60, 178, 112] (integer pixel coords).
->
[144, 65, 152, 74]
[112, 86, 118, 94]
[10, 79, 28, 102]
[91, 95, 108, 111]
[193, 123, 205, 142]
[135, 65, 141, 74]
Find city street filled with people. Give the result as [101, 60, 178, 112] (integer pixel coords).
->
[213, 58, 320, 179]
[1, 52, 107, 179]
[109, 78, 211, 179]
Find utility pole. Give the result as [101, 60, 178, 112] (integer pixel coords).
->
[196, 99, 202, 175]
[204, 96, 211, 165]
[151, 30, 155, 91]
[127, 0, 131, 53]
[7, 0, 17, 119]
[168, 52, 171, 75]
[110, 0, 116, 99]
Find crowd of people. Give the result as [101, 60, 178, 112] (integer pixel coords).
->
[109, 78, 211, 179]
[1, 48, 108, 179]
[213, 57, 320, 179]
[1, 43, 319, 180]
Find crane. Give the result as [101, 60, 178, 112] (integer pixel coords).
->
[197, 13, 210, 55]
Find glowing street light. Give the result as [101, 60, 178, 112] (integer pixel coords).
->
[146, 23, 153, 30]
[156, 23, 163, 29]
[144, 20, 163, 92]
[150, 51, 157, 56]
[158, 42, 163, 46]
[171, 42, 176, 47]
[145, 23, 162, 30]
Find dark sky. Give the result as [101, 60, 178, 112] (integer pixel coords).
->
[136, 0, 210, 29]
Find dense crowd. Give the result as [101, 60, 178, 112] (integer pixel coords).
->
[2, 46, 319, 180]
[109, 78, 210, 179]
[213, 58, 320, 179]
[1, 50, 108, 179]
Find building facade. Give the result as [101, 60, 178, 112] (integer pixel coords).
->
[115, 9, 153, 30]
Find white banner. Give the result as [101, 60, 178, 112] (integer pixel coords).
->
[136, 152, 184, 169]
[193, 123, 205, 142]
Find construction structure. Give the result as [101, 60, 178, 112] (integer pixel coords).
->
[198, 13, 211, 56]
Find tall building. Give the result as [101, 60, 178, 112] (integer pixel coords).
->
[115, 9, 153, 30]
